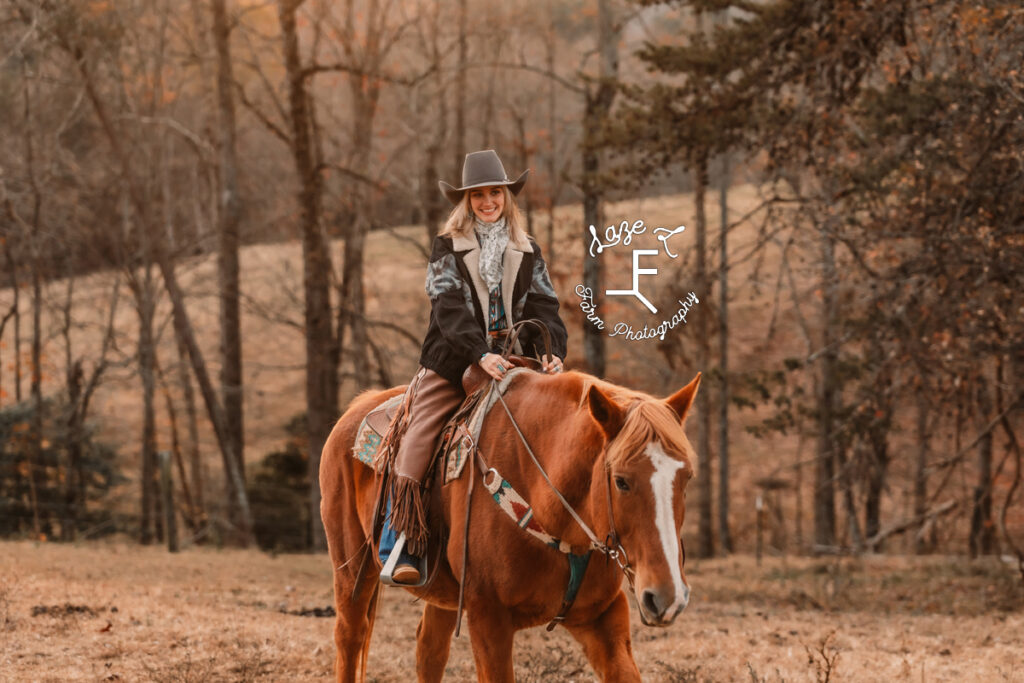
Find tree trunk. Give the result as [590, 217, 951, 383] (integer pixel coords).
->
[155, 249, 254, 544]
[279, 0, 337, 551]
[60, 277, 79, 541]
[580, 0, 619, 377]
[694, 149, 714, 557]
[544, 5, 558, 263]
[212, 0, 246, 532]
[835, 445, 862, 552]
[29, 238, 43, 538]
[814, 224, 839, 550]
[174, 325, 205, 522]
[970, 378, 997, 557]
[913, 392, 932, 553]
[863, 442, 887, 544]
[137, 277, 159, 545]
[338, 79, 380, 392]
[864, 411, 890, 544]
[581, 121, 604, 376]
[717, 153, 732, 553]
[453, 0, 466, 172]
[1, 240, 21, 406]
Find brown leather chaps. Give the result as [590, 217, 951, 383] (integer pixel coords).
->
[385, 366, 464, 556]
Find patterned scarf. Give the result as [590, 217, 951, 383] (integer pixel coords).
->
[474, 215, 509, 291]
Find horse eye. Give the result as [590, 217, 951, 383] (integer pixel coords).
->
[614, 476, 630, 492]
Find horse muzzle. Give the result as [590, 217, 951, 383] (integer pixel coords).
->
[637, 583, 690, 627]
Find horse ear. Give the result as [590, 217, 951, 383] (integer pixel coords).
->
[587, 385, 626, 441]
[666, 372, 701, 421]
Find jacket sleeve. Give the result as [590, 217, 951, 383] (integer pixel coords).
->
[424, 236, 491, 362]
[521, 239, 569, 361]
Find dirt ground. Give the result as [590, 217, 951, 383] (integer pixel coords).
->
[1, 541, 1022, 682]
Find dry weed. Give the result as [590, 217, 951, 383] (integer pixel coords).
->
[516, 643, 586, 682]
[140, 648, 217, 683]
[0, 574, 17, 631]
[745, 661, 787, 683]
[805, 630, 840, 683]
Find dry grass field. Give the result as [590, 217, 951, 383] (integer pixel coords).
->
[1, 541, 1022, 682]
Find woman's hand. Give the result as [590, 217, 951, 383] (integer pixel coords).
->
[479, 353, 508, 381]
[541, 354, 564, 375]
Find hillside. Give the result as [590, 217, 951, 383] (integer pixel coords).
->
[4, 184, 1006, 551]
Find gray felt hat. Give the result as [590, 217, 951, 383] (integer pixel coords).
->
[439, 150, 530, 205]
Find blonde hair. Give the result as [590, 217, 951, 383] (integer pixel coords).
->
[439, 186, 529, 242]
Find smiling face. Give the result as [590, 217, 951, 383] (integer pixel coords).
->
[468, 185, 506, 223]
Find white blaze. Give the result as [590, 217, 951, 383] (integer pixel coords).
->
[647, 441, 689, 613]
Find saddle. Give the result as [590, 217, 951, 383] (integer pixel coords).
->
[350, 357, 537, 479]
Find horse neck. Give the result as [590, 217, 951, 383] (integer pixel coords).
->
[519, 419, 612, 553]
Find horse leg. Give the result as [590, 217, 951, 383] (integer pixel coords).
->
[564, 591, 642, 682]
[466, 610, 516, 683]
[415, 603, 458, 682]
[331, 565, 380, 683]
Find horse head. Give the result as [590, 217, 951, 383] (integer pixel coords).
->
[586, 373, 701, 627]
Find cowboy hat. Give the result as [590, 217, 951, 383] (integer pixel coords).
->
[439, 150, 530, 205]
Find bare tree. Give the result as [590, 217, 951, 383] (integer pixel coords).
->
[580, 0, 620, 377]
[211, 0, 246, 533]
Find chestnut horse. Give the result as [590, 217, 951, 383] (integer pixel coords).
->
[319, 369, 701, 682]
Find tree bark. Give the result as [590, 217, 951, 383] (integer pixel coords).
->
[814, 223, 839, 549]
[29, 230, 43, 538]
[136, 272, 159, 545]
[279, 0, 337, 551]
[544, 7, 559, 265]
[717, 153, 732, 553]
[581, 0, 619, 377]
[453, 0, 467, 172]
[1, 239, 21, 406]
[694, 149, 714, 557]
[212, 0, 246, 532]
[913, 392, 932, 553]
[173, 325, 205, 522]
[970, 377, 997, 557]
[338, 41, 382, 392]
[421, 5, 447, 243]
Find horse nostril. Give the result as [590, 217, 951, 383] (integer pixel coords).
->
[641, 589, 664, 619]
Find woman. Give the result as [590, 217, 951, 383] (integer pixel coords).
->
[381, 149, 568, 585]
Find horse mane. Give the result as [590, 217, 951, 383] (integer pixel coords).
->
[575, 374, 695, 474]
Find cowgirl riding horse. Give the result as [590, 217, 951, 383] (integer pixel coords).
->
[380, 150, 568, 584]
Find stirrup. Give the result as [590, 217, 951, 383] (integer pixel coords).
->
[379, 532, 428, 587]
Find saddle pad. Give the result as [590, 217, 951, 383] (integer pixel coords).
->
[351, 394, 405, 466]
[442, 368, 528, 484]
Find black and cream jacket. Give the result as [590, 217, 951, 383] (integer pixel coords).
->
[418, 230, 568, 387]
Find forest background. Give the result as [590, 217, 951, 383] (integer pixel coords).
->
[0, 0, 1022, 578]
